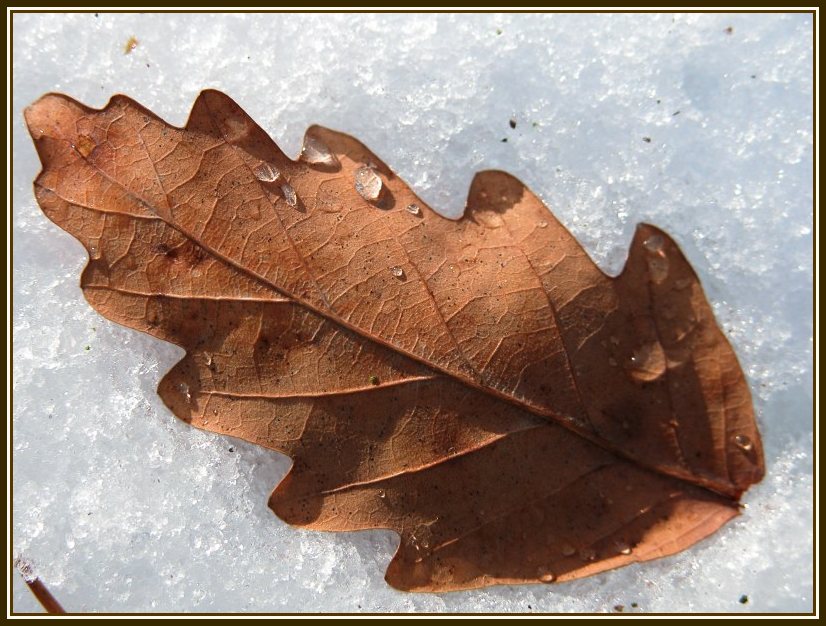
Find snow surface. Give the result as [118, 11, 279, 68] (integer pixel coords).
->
[11, 12, 813, 614]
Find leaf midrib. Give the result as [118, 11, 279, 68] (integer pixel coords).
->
[34, 119, 739, 501]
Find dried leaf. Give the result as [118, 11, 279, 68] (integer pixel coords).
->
[24, 90, 764, 592]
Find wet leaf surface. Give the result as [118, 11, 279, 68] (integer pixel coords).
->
[24, 90, 764, 591]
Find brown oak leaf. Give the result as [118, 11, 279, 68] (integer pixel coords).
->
[24, 90, 764, 592]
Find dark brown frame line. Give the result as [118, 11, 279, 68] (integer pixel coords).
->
[7, 6, 818, 616]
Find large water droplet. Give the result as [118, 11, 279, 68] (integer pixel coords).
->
[390, 266, 405, 279]
[733, 434, 753, 451]
[74, 134, 96, 158]
[616, 541, 632, 555]
[254, 162, 281, 183]
[355, 166, 383, 203]
[281, 183, 298, 207]
[406, 203, 421, 216]
[625, 341, 667, 383]
[538, 220, 548, 229]
[537, 568, 556, 583]
[301, 135, 339, 168]
[643, 234, 664, 253]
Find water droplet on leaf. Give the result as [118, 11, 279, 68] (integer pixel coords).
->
[643, 234, 665, 253]
[626, 341, 667, 382]
[642, 234, 669, 283]
[178, 382, 191, 402]
[281, 183, 297, 207]
[89, 239, 101, 259]
[254, 162, 281, 183]
[391, 266, 405, 279]
[355, 166, 383, 203]
[537, 568, 556, 583]
[301, 135, 339, 168]
[734, 434, 753, 451]
[405, 203, 421, 216]
[561, 543, 576, 557]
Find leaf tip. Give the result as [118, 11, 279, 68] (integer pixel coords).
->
[23, 93, 70, 139]
[622, 222, 698, 286]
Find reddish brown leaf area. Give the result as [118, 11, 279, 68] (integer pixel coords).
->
[24, 90, 764, 592]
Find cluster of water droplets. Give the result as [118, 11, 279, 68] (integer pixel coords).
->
[252, 161, 298, 208]
[407, 525, 434, 564]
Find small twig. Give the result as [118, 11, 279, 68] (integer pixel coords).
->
[22, 576, 66, 614]
[15, 557, 66, 614]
